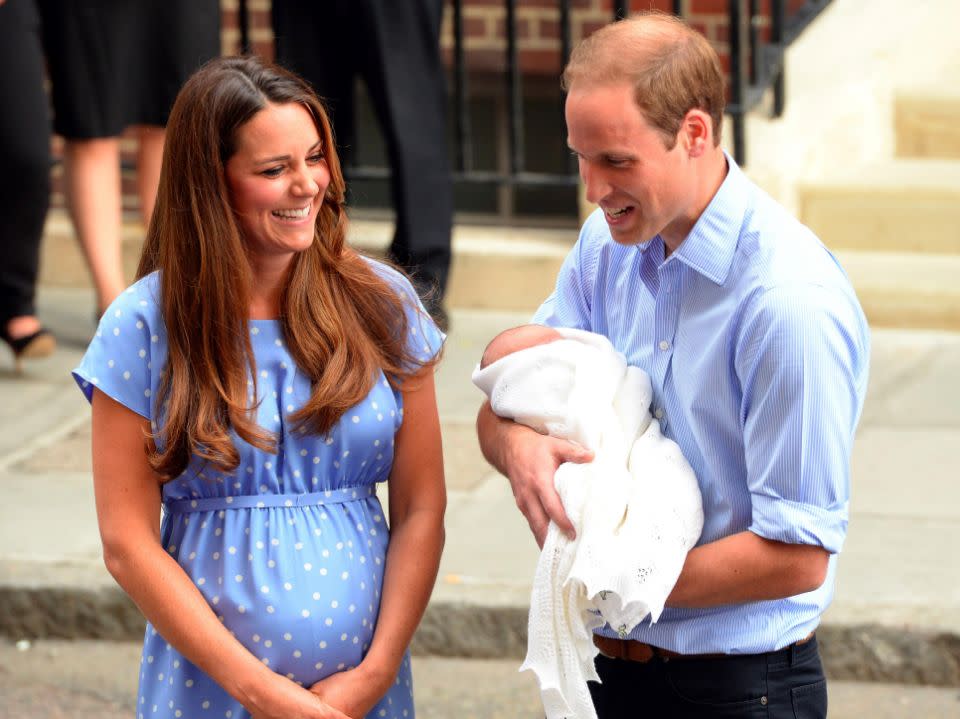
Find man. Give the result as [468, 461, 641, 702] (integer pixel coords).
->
[476, 12, 870, 718]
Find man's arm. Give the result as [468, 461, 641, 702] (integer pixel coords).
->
[667, 531, 829, 607]
[477, 401, 592, 547]
[664, 283, 867, 609]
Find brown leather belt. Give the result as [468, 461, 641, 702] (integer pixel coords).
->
[593, 632, 814, 663]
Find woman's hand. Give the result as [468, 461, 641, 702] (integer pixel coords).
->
[309, 666, 390, 719]
[250, 673, 353, 719]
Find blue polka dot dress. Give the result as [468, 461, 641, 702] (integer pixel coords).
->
[73, 262, 444, 719]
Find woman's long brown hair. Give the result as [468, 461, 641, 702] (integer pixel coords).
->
[137, 56, 436, 481]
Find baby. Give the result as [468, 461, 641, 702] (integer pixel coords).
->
[473, 324, 703, 719]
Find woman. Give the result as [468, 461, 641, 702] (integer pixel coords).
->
[73, 56, 446, 719]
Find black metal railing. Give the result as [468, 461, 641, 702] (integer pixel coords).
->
[241, 0, 832, 206]
[728, 0, 834, 165]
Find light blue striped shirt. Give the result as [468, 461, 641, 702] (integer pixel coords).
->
[532, 156, 870, 654]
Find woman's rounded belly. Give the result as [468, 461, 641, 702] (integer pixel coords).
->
[169, 499, 390, 685]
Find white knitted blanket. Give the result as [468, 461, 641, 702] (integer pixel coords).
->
[472, 328, 703, 719]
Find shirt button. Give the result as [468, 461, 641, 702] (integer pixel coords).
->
[654, 408, 664, 419]
[760, 696, 768, 706]
[658, 340, 670, 351]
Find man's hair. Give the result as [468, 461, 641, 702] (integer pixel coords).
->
[562, 11, 726, 148]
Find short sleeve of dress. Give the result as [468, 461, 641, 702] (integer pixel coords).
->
[72, 274, 163, 420]
[364, 258, 445, 367]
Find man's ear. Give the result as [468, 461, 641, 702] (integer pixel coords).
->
[681, 109, 712, 158]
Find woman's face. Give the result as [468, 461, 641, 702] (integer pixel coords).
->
[225, 102, 331, 268]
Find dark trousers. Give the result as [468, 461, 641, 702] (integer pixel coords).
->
[0, 0, 52, 324]
[272, 0, 454, 307]
[589, 636, 827, 718]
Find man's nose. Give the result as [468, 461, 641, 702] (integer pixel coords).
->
[581, 160, 610, 205]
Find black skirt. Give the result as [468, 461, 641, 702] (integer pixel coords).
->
[37, 0, 221, 138]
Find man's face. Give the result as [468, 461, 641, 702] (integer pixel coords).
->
[566, 82, 696, 248]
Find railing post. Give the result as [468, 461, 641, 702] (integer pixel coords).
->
[749, 0, 761, 85]
[728, 0, 746, 166]
[560, 0, 576, 174]
[238, 0, 250, 54]
[771, 0, 786, 117]
[452, 0, 473, 172]
[505, 0, 524, 175]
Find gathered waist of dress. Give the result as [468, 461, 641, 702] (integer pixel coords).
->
[163, 485, 377, 514]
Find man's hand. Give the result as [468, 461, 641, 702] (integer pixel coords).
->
[506, 426, 593, 547]
[495, 414, 593, 547]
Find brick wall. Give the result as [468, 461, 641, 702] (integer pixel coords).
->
[51, 0, 807, 215]
[441, 0, 812, 77]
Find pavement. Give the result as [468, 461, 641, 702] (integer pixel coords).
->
[3, 639, 960, 719]
[1, 285, 959, 691]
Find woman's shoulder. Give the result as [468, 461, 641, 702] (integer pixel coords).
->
[101, 272, 164, 324]
[359, 255, 415, 297]
[93, 272, 167, 349]
[74, 272, 165, 418]
[357, 255, 445, 363]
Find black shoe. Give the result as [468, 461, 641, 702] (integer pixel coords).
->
[1, 326, 56, 373]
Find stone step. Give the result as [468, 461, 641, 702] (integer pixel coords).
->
[835, 250, 960, 332]
[39, 211, 960, 330]
[894, 85, 960, 160]
[798, 158, 960, 255]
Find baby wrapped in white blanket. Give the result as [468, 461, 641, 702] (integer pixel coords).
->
[472, 325, 703, 719]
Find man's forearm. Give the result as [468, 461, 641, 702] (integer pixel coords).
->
[667, 531, 830, 608]
[476, 400, 514, 475]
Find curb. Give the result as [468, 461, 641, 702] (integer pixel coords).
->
[2, 574, 958, 688]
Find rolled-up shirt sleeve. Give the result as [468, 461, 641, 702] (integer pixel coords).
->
[735, 282, 870, 554]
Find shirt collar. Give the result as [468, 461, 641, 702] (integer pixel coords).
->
[663, 152, 751, 286]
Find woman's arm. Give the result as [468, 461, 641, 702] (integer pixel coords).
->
[91, 389, 349, 719]
[310, 367, 446, 717]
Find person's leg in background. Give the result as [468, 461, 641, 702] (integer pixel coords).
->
[0, 0, 57, 368]
[272, 0, 454, 330]
[38, 0, 130, 317]
[131, 0, 220, 232]
[272, 0, 357, 164]
[134, 125, 165, 228]
[360, 0, 453, 329]
[60, 137, 125, 317]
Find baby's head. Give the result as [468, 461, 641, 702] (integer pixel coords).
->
[480, 325, 563, 369]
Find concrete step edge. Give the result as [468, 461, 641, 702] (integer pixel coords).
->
[798, 157, 960, 191]
[41, 210, 577, 258]
[894, 87, 960, 161]
[1, 576, 958, 687]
